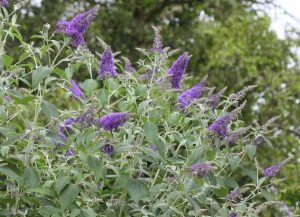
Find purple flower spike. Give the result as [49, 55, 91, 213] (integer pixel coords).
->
[69, 80, 84, 99]
[208, 114, 232, 139]
[264, 165, 280, 177]
[229, 213, 238, 217]
[178, 78, 206, 108]
[98, 47, 118, 79]
[124, 57, 136, 73]
[168, 52, 189, 89]
[56, 5, 100, 48]
[65, 148, 75, 157]
[101, 143, 114, 155]
[190, 162, 214, 177]
[226, 188, 241, 201]
[58, 131, 67, 142]
[0, 0, 8, 7]
[99, 112, 131, 131]
[150, 145, 158, 152]
[207, 87, 227, 109]
[151, 26, 163, 53]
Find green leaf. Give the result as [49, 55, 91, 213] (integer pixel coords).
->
[27, 187, 55, 197]
[245, 145, 256, 160]
[87, 155, 106, 181]
[38, 206, 62, 216]
[261, 189, 274, 201]
[22, 167, 39, 188]
[0, 167, 20, 180]
[128, 178, 149, 203]
[144, 122, 158, 144]
[32, 66, 52, 88]
[82, 79, 98, 95]
[41, 100, 58, 118]
[59, 184, 79, 210]
[229, 156, 240, 172]
[56, 176, 71, 194]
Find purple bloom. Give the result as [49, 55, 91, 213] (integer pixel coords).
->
[264, 163, 283, 177]
[99, 112, 131, 131]
[226, 188, 241, 201]
[75, 108, 97, 127]
[208, 114, 232, 139]
[65, 148, 75, 157]
[4, 95, 12, 102]
[124, 57, 136, 73]
[178, 78, 206, 108]
[0, 0, 8, 6]
[225, 127, 249, 145]
[168, 52, 189, 89]
[150, 145, 158, 152]
[69, 80, 84, 99]
[98, 47, 118, 79]
[101, 143, 114, 155]
[206, 87, 227, 109]
[58, 131, 67, 142]
[64, 118, 75, 126]
[190, 162, 214, 177]
[151, 26, 163, 53]
[229, 213, 237, 217]
[56, 5, 99, 48]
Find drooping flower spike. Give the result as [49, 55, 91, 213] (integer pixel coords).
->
[168, 52, 189, 89]
[56, 5, 100, 48]
[206, 86, 227, 109]
[99, 112, 131, 131]
[208, 114, 232, 139]
[69, 80, 85, 99]
[178, 76, 207, 108]
[98, 47, 118, 79]
[0, 0, 8, 7]
[264, 159, 289, 177]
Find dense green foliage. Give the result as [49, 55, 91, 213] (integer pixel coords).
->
[1, 0, 300, 215]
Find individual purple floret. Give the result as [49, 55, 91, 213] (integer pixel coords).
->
[190, 162, 214, 177]
[0, 0, 8, 6]
[229, 213, 237, 217]
[99, 112, 131, 131]
[168, 52, 189, 89]
[65, 148, 75, 157]
[101, 143, 114, 155]
[56, 5, 100, 48]
[150, 145, 158, 152]
[69, 80, 85, 99]
[208, 114, 232, 139]
[226, 188, 241, 201]
[151, 26, 163, 53]
[98, 47, 118, 79]
[59, 117, 75, 133]
[124, 57, 136, 73]
[178, 77, 206, 108]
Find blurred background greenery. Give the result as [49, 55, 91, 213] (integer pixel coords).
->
[6, 0, 300, 214]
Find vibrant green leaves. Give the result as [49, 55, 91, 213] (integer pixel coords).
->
[143, 121, 158, 144]
[32, 66, 52, 88]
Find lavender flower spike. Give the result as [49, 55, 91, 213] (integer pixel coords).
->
[178, 76, 207, 108]
[56, 5, 100, 48]
[99, 112, 131, 131]
[124, 57, 136, 73]
[226, 188, 241, 201]
[69, 80, 84, 99]
[65, 148, 75, 157]
[225, 127, 250, 145]
[151, 26, 163, 53]
[168, 52, 189, 89]
[206, 86, 227, 109]
[98, 47, 118, 79]
[229, 213, 238, 217]
[264, 159, 289, 177]
[190, 162, 214, 177]
[208, 114, 232, 139]
[0, 0, 8, 7]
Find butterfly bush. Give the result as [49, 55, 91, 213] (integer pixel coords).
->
[0, 4, 293, 217]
